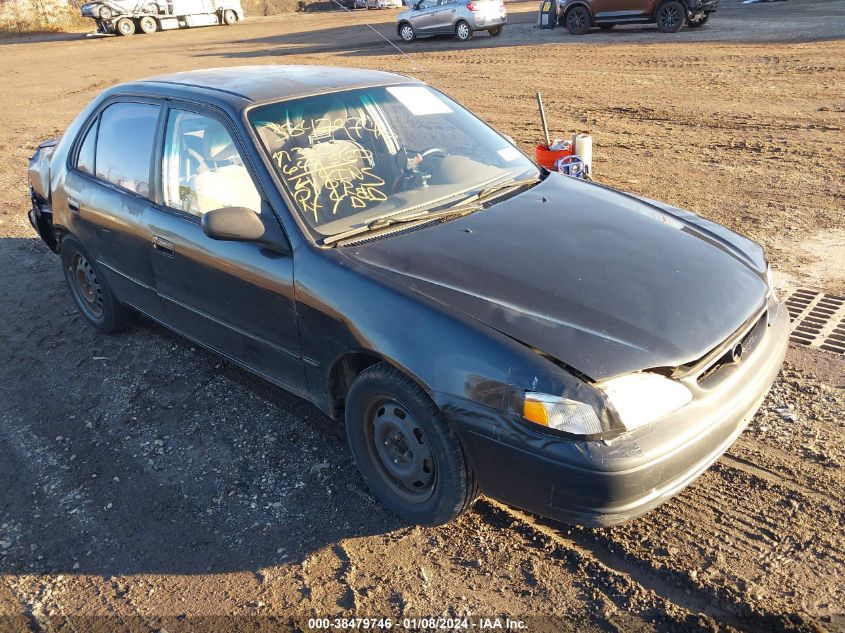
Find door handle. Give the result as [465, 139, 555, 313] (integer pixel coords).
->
[68, 198, 80, 215]
[152, 235, 175, 256]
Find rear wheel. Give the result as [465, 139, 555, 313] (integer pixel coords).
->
[138, 15, 157, 33]
[455, 19, 472, 41]
[488, 25, 502, 36]
[655, 0, 685, 32]
[222, 9, 237, 24]
[687, 11, 709, 26]
[61, 236, 131, 334]
[115, 16, 135, 35]
[398, 21, 415, 41]
[345, 363, 477, 526]
[565, 5, 590, 35]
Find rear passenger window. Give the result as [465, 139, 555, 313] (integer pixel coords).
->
[76, 121, 97, 175]
[95, 102, 160, 197]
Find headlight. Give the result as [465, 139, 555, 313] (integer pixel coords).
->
[522, 392, 604, 436]
[599, 373, 692, 432]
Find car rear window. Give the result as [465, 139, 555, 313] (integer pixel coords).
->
[95, 102, 160, 197]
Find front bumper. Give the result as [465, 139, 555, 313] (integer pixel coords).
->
[444, 299, 789, 527]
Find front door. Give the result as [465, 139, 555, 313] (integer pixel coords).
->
[147, 104, 306, 394]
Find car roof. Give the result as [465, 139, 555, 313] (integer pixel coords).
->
[122, 65, 419, 105]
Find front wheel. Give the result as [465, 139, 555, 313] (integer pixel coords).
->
[687, 12, 709, 27]
[398, 22, 415, 41]
[345, 363, 478, 526]
[655, 0, 685, 32]
[488, 25, 502, 36]
[61, 236, 131, 334]
[565, 6, 591, 35]
[455, 19, 472, 41]
[222, 9, 237, 24]
[115, 16, 136, 35]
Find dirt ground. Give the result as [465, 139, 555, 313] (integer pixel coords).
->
[1, 2, 844, 631]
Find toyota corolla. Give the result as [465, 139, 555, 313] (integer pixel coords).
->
[27, 66, 789, 527]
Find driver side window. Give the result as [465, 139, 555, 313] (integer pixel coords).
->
[161, 109, 261, 217]
[418, 0, 437, 9]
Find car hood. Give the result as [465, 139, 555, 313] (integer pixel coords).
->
[344, 174, 768, 381]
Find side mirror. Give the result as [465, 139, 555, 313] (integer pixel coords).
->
[201, 206, 266, 243]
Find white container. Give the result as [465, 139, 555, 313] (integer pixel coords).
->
[573, 133, 592, 176]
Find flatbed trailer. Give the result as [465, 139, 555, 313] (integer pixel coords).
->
[81, 0, 244, 35]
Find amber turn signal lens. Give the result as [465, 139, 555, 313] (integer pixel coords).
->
[523, 398, 549, 426]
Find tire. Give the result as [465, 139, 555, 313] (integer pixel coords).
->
[345, 363, 478, 526]
[61, 236, 131, 334]
[398, 21, 415, 41]
[98, 5, 112, 19]
[565, 5, 590, 35]
[138, 15, 157, 33]
[655, 0, 685, 32]
[222, 9, 237, 24]
[455, 19, 472, 41]
[488, 25, 502, 36]
[687, 12, 709, 26]
[115, 16, 136, 35]
[598, 23, 614, 29]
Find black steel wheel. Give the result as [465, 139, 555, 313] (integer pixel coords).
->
[138, 15, 157, 33]
[455, 19, 472, 41]
[115, 16, 136, 35]
[656, 0, 685, 32]
[61, 235, 131, 334]
[345, 363, 477, 525]
[565, 5, 591, 35]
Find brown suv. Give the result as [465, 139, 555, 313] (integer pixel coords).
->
[557, 0, 717, 34]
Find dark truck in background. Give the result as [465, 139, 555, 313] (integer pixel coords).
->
[80, 0, 244, 35]
[558, 0, 717, 34]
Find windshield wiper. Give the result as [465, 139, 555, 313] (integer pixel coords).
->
[322, 203, 482, 246]
[473, 175, 544, 203]
[321, 174, 543, 247]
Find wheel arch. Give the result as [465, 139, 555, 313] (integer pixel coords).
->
[653, 0, 689, 18]
[560, 1, 592, 24]
[397, 19, 412, 35]
[327, 350, 434, 423]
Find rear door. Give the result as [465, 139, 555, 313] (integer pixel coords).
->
[61, 98, 164, 318]
[410, 0, 440, 32]
[590, 0, 642, 23]
[146, 102, 307, 394]
[434, 0, 459, 31]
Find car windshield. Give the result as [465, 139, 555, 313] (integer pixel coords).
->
[249, 84, 539, 241]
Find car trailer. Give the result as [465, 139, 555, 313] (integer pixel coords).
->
[82, 0, 244, 36]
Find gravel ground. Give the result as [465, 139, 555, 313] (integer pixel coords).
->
[0, 3, 843, 631]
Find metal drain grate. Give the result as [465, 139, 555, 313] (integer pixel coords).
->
[784, 289, 845, 354]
